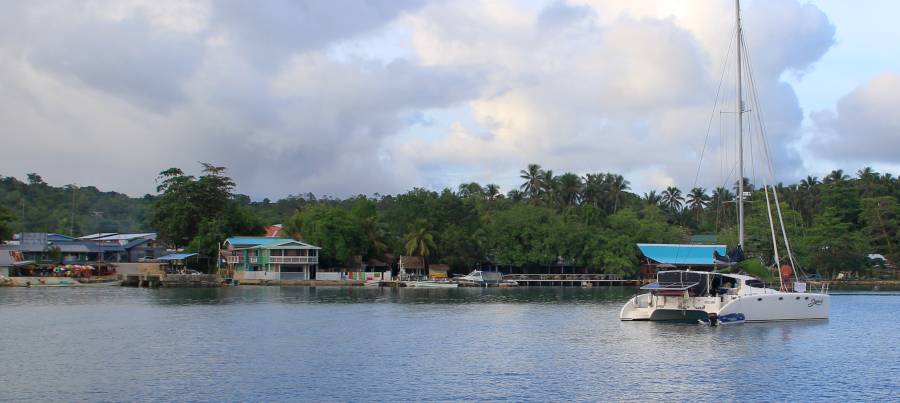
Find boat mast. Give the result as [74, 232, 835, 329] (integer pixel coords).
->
[736, 0, 745, 248]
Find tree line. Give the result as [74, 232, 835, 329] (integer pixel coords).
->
[1, 164, 897, 278]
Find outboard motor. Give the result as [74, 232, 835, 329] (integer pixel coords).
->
[708, 312, 719, 327]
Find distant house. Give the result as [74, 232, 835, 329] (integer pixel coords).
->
[0, 232, 163, 264]
[264, 224, 287, 238]
[0, 251, 33, 277]
[223, 237, 320, 281]
[428, 264, 449, 280]
[637, 243, 727, 279]
[398, 255, 426, 280]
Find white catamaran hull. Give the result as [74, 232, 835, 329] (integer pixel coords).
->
[620, 292, 829, 322]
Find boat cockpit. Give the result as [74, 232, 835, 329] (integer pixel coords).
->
[641, 270, 757, 298]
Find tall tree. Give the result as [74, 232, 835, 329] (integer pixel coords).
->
[661, 186, 684, 212]
[687, 187, 709, 212]
[152, 163, 262, 258]
[642, 190, 662, 206]
[607, 174, 630, 213]
[557, 173, 583, 208]
[0, 206, 14, 241]
[824, 169, 849, 184]
[519, 164, 543, 200]
[404, 219, 437, 260]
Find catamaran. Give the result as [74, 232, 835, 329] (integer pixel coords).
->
[620, 0, 830, 324]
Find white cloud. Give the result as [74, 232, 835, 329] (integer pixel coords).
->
[0, 0, 873, 200]
[807, 73, 900, 168]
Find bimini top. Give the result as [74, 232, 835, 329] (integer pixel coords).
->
[637, 243, 727, 266]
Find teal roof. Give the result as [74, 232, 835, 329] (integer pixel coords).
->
[225, 237, 293, 246]
[225, 237, 319, 249]
[637, 243, 726, 266]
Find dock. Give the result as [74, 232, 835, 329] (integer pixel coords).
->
[504, 274, 645, 287]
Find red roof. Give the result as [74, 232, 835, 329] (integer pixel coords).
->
[265, 225, 284, 237]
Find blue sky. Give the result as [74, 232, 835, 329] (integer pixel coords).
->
[0, 0, 897, 199]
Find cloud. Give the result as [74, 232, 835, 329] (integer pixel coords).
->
[0, 0, 844, 200]
[808, 73, 900, 166]
[399, 0, 835, 193]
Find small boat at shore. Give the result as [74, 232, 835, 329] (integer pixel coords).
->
[407, 280, 458, 288]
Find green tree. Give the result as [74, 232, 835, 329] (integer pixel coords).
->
[0, 206, 14, 241]
[288, 205, 366, 267]
[797, 207, 869, 279]
[404, 219, 437, 260]
[519, 163, 543, 200]
[152, 163, 263, 260]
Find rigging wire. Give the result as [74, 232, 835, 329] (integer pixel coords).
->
[691, 25, 736, 193]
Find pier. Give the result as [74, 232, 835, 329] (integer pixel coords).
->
[504, 273, 645, 287]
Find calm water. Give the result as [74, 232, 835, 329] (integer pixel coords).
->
[0, 286, 897, 402]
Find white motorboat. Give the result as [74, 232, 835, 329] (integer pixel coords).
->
[620, 0, 830, 324]
[456, 270, 502, 286]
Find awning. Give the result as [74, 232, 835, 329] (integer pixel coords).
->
[637, 243, 727, 265]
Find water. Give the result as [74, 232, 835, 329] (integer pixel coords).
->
[0, 286, 897, 401]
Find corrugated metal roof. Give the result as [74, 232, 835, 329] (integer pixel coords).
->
[226, 237, 291, 246]
[637, 243, 727, 266]
[225, 236, 321, 249]
[157, 253, 198, 260]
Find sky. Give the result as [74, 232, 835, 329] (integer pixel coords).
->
[1, 0, 898, 200]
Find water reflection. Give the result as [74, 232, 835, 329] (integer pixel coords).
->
[0, 286, 895, 401]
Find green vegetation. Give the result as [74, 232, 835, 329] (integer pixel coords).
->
[1, 165, 897, 278]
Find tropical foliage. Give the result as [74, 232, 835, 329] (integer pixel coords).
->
[1, 164, 898, 278]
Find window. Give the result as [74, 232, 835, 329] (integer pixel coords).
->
[746, 279, 765, 288]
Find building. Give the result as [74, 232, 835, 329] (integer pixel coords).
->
[637, 243, 727, 279]
[428, 264, 449, 280]
[398, 256, 426, 280]
[0, 251, 33, 277]
[264, 224, 287, 238]
[0, 232, 164, 264]
[223, 237, 320, 281]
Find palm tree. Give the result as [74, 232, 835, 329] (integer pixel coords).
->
[643, 190, 662, 206]
[686, 187, 709, 222]
[857, 166, 879, 196]
[519, 164, 542, 200]
[485, 184, 501, 200]
[582, 173, 605, 208]
[710, 186, 734, 228]
[557, 173, 583, 208]
[457, 182, 484, 198]
[404, 220, 437, 260]
[824, 169, 848, 184]
[607, 174, 630, 213]
[800, 175, 820, 190]
[539, 169, 557, 207]
[661, 186, 684, 212]
[362, 217, 388, 261]
[506, 189, 525, 202]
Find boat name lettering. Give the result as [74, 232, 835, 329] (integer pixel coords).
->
[808, 298, 823, 307]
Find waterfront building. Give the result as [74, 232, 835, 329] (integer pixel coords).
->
[428, 264, 449, 280]
[223, 237, 320, 281]
[0, 232, 164, 264]
[398, 256, 425, 280]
